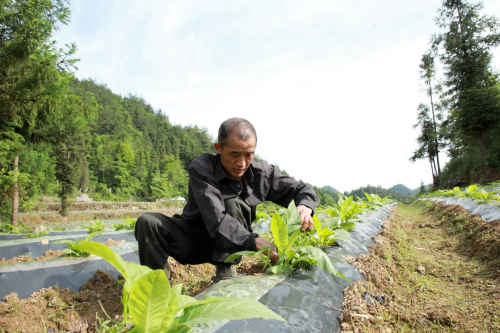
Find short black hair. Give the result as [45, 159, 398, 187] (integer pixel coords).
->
[217, 118, 257, 148]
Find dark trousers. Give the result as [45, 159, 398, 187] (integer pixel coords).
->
[134, 197, 252, 270]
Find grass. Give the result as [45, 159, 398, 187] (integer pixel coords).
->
[342, 201, 500, 332]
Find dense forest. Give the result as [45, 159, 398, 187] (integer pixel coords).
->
[411, 0, 500, 189]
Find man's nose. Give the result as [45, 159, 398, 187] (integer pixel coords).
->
[235, 156, 246, 167]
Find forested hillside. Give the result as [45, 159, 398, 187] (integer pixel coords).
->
[344, 185, 415, 204]
[390, 184, 417, 197]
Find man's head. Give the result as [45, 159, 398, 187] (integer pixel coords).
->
[214, 118, 257, 181]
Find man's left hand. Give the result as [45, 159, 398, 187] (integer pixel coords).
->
[297, 205, 313, 231]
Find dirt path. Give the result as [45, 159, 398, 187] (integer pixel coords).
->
[341, 202, 500, 332]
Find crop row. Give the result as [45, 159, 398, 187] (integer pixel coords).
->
[422, 183, 500, 203]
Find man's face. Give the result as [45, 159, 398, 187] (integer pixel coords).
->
[214, 133, 256, 181]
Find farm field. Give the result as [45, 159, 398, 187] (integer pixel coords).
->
[342, 201, 500, 332]
[0, 197, 499, 332]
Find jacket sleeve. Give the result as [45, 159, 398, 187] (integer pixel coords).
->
[188, 167, 257, 253]
[265, 165, 320, 213]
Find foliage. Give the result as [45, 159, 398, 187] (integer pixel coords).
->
[85, 220, 106, 234]
[114, 216, 136, 231]
[432, 0, 500, 165]
[0, 223, 32, 234]
[416, 0, 500, 187]
[52, 233, 98, 257]
[72, 241, 285, 332]
[311, 215, 350, 247]
[422, 184, 500, 203]
[344, 185, 414, 204]
[227, 201, 347, 279]
[390, 184, 418, 197]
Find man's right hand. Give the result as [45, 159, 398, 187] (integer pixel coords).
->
[255, 237, 280, 263]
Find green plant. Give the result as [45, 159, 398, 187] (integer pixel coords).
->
[0, 223, 32, 234]
[311, 215, 350, 247]
[227, 201, 347, 279]
[422, 184, 500, 203]
[24, 229, 50, 239]
[52, 233, 97, 256]
[72, 241, 285, 332]
[86, 220, 106, 234]
[114, 215, 136, 231]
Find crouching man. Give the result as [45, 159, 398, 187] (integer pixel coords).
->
[135, 117, 319, 281]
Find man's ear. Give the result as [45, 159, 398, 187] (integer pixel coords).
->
[214, 142, 222, 154]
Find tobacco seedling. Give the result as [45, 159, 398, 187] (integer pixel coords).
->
[311, 215, 350, 247]
[114, 215, 136, 231]
[226, 201, 347, 279]
[52, 233, 97, 257]
[72, 241, 286, 332]
[86, 220, 106, 234]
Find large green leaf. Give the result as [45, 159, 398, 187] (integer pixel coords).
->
[271, 213, 288, 253]
[312, 215, 322, 234]
[339, 221, 355, 231]
[173, 297, 285, 329]
[332, 229, 351, 242]
[73, 241, 130, 278]
[128, 270, 173, 332]
[285, 200, 302, 235]
[266, 264, 290, 275]
[298, 246, 347, 280]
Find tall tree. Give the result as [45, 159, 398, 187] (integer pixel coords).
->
[410, 103, 441, 186]
[419, 51, 443, 185]
[0, 0, 77, 225]
[432, 0, 500, 165]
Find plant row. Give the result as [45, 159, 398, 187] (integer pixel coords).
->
[422, 184, 500, 204]
[228, 194, 393, 278]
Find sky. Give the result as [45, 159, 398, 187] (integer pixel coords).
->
[53, 0, 500, 193]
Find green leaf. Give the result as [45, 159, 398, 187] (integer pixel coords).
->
[266, 264, 290, 275]
[177, 295, 197, 309]
[129, 270, 172, 332]
[172, 297, 285, 330]
[271, 213, 288, 253]
[285, 200, 302, 235]
[339, 221, 355, 231]
[73, 241, 152, 282]
[333, 229, 351, 242]
[298, 246, 347, 280]
[312, 215, 322, 234]
[224, 250, 256, 263]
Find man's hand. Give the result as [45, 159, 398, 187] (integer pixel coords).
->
[255, 237, 279, 263]
[297, 205, 313, 231]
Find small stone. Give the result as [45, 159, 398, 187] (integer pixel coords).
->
[417, 266, 425, 274]
[35, 225, 47, 232]
[41, 239, 49, 245]
[363, 291, 374, 306]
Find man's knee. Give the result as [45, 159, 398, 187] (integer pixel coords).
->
[135, 212, 162, 238]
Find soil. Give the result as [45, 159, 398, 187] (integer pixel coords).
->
[0, 257, 263, 332]
[341, 201, 500, 332]
[0, 250, 64, 265]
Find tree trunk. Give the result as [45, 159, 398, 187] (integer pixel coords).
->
[11, 149, 19, 226]
[428, 85, 442, 179]
[430, 158, 437, 187]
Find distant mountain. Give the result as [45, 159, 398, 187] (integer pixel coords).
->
[322, 186, 340, 195]
[390, 184, 417, 196]
[343, 185, 415, 204]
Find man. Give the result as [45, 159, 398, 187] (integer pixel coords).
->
[135, 118, 319, 281]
